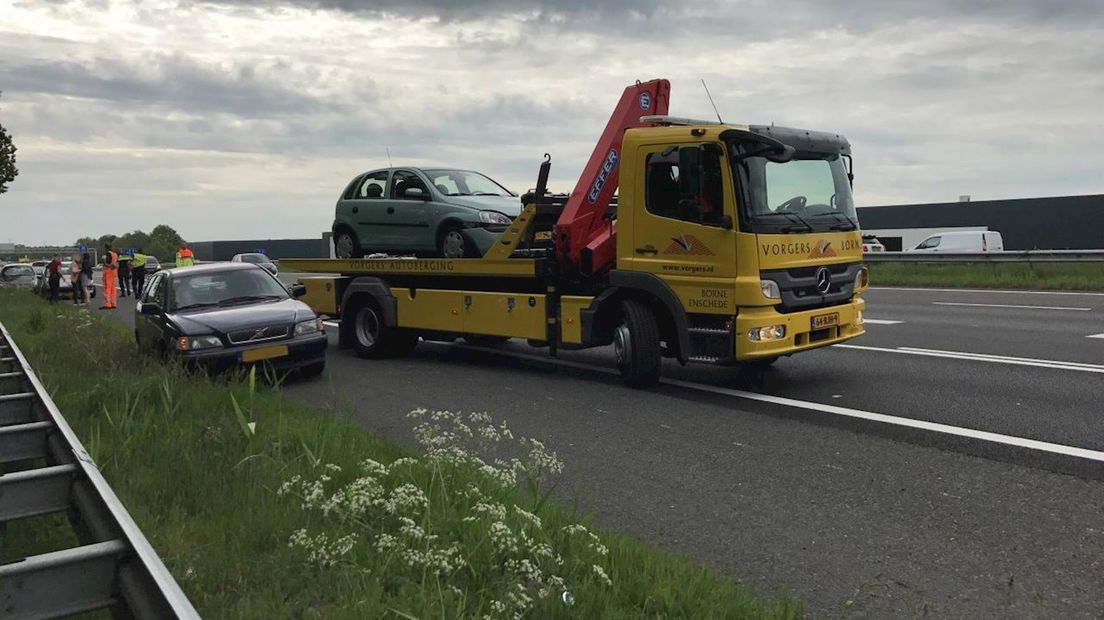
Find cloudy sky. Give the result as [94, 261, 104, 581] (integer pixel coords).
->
[1, 0, 1102, 245]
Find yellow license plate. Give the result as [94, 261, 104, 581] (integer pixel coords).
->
[242, 345, 289, 363]
[811, 313, 840, 330]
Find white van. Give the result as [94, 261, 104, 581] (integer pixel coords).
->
[908, 231, 1004, 253]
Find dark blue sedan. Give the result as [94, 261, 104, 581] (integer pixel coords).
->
[134, 263, 327, 377]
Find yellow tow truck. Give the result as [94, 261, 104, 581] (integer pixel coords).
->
[283, 79, 866, 387]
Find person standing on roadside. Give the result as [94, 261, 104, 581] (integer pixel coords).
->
[46, 254, 62, 304]
[100, 244, 119, 310]
[81, 251, 94, 305]
[117, 252, 132, 298]
[175, 242, 195, 268]
[70, 252, 86, 305]
[132, 248, 148, 296]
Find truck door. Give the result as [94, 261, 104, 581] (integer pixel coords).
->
[625, 143, 738, 313]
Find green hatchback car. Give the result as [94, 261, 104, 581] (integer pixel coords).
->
[332, 167, 521, 259]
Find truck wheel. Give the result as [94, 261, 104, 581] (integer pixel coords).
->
[334, 231, 362, 259]
[349, 298, 417, 358]
[439, 226, 470, 259]
[614, 300, 661, 388]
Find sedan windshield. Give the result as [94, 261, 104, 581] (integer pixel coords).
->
[171, 268, 288, 311]
[238, 254, 268, 263]
[423, 169, 516, 197]
[738, 154, 857, 234]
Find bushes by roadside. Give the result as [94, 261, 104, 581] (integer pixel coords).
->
[0, 289, 798, 619]
[867, 262, 1104, 291]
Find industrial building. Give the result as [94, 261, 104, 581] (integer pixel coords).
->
[857, 194, 1104, 251]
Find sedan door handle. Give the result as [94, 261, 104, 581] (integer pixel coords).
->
[387, 207, 395, 214]
[635, 246, 658, 255]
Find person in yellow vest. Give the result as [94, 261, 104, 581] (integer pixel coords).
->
[100, 243, 119, 310]
[131, 248, 148, 295]
[175, 242, 195, 268]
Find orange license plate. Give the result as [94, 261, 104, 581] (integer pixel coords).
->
[242, 345, 288, 363]
[811, 313, 839, 330]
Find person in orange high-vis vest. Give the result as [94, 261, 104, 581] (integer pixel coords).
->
[100, 243, 119, 310]
[175, 243, 195, 268]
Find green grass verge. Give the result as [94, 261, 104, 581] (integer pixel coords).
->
[0, 289, 798, 619]
[868, 262, 1104, 291]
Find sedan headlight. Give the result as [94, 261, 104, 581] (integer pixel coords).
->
[177, 335, 223, 351]
[478, 210, 512, 226]
[294, 318, 324, 336]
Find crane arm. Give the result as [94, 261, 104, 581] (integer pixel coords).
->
[554, 79, 671, 274]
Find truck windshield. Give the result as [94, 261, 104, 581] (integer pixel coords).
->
[737, 154, 857, 234]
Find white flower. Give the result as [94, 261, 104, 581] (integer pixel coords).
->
[513, 505, 542, 529]
[592, 564, 613, 587]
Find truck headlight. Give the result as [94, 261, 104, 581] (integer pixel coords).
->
[178, 335, 223, 350]
[294, 318, 324, 336]
[747, 325, 786, 341]
[760, 280, 781, 300]
[854, 266, 869, 290]
[478, 211, 512, 226]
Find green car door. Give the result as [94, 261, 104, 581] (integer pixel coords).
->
[383, 169, 434, 252]
[347, 170, 392, 252]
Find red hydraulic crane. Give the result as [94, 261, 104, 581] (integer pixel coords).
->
[553, 79, 670, 276]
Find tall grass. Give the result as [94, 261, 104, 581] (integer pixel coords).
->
[868, 262, 1104, 291]
[0, 289, 799, 619]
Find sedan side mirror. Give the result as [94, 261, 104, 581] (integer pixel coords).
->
[139, 302, 162, 315]
[289, 284, 307, 298]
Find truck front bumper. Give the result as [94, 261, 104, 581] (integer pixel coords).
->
[735, 296, 865, 360]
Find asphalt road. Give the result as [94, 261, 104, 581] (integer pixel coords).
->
[99, 283, 1104, 619]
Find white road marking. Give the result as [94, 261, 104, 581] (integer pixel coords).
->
[323, 321, 341, 328]
[1088, 333, 1104, 339]
[834, 343, 1104, 374]
[449, 343, 1104, 464]
[932, 301, 1092, 311]
[871, 286, 1104, 297]
[862, 319, 904, 325]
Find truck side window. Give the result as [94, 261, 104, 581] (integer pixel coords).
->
[391, 170, 429, 200]
[357, 171, 389, 199]
[644, 145, 724, 226]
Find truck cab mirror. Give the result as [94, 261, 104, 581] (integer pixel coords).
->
[678, 145, 701, 171]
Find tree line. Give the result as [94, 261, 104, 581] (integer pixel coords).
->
[75, 224, 186, 262]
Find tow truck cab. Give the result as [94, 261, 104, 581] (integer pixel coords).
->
[609, 120, 866, 365]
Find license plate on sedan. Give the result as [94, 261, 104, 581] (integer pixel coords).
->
[242, 345, 289, 363]
[810, 313, 839, 330]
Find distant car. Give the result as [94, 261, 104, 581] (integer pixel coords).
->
[134, 263, 327, 377]
[231, 253, 278, 276]
[332, 167, 521, 259]
[861, 235, 885, 253]
[0, 263, 37, 287]
[30, 260, 49, 278]
[145, 256, 162, 272]
[908, 231, 1004, 253]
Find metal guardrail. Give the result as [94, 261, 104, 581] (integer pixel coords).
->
[863, 250, 1104, 263]
[0, 321, 199, 619]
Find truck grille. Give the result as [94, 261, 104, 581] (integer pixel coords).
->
[227, 325, 290, 344]
[760, 262, 863, 314]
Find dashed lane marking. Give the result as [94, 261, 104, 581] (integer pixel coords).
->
[834, 344, 1104, 374]
[932, 301, 1092, 311]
